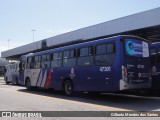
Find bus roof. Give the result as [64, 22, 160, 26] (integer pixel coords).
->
[21, 35, 148, 58]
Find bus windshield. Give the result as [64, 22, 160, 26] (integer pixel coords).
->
[125, 39, 149, 58]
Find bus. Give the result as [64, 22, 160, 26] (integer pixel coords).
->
[0, 66, 5, 76]
[150, 42, 160, 91]
[19, 35, 151, 95]
[0, 58, 8, 76]
[4, 62, 19, 85]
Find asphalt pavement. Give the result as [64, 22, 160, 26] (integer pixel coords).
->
[0, 77, 160, 120]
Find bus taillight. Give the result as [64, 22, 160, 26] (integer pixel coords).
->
[122, 66, 127, 79]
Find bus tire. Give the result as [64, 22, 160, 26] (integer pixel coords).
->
[15, 77, 19, 85]
[63, 80, 74, 96]
[6, 77, 9, 85]
[25, 78, 32, 90]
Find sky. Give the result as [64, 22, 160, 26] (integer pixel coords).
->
[1, 0, 160, 56]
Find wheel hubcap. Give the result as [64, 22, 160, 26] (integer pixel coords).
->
[65, 83, 72, 94]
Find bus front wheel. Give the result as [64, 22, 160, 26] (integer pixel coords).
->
[63, 80, 74, 96]
[5, 77, 9, 84]
[26, 79, 32, 90]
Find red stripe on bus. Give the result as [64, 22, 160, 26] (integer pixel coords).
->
[45, 69, 52, 88]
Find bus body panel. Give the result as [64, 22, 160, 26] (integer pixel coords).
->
[68, 66, 113, 92]
[120, 57, 151, 90]
[50, 39, 120, 92]
[24, 69, 41, 87]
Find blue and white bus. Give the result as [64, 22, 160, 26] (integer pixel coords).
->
[4, 62, 19, 85]
[19, 35, 151, 95]
[150, 42, 160, 91]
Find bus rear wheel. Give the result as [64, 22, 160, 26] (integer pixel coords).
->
[26, 78, 32, 90]
[63, 80, 74, 96]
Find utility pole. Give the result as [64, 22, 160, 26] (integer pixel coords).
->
[7, 39, 11, 50]
[31, 29, 36, 42]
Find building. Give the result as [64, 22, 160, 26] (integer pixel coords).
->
[2, 7, 160, 60]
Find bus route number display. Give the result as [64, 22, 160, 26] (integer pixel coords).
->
[125, 39, 149, 57]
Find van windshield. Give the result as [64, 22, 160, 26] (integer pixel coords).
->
[125, 39, 149, 58]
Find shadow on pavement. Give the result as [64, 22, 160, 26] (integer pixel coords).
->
[1, 80, 160, 111]
[17, 88, 160, 111]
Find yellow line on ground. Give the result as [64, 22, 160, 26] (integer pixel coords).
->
[0, 87, 130, 111]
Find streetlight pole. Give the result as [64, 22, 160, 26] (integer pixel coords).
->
[7, 39, 11, 50]
[31, 29, 36, 42]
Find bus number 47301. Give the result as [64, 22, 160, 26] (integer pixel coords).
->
[100, 67, 111, 72]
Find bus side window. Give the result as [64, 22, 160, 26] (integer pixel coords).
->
[22, 63, 25, 70]
[46, 54, 51, 68]
[63, 49, 76, 67]
[27, 57, 34, 69]
[10, 65, 13, 72]
[42, 54, 51, 68]
[13, 65, 15, 72]
[19, 61, 24, 70]
[41, 54, 48, 68]
[77, 46, 94, 66]
[95, 43, 115, 65]
[51, 52, 62, 67]
[34, 56, 41, 69]
[107, 43, 115, 53]
[41, 55, 45, 68]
